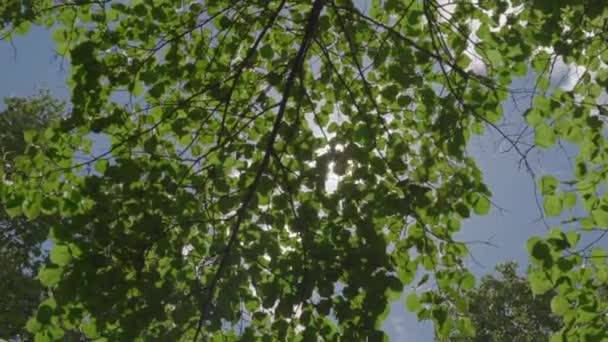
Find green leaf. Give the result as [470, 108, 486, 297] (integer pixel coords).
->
[38, 267, 62, 287]
[24, 129, 36, 144]
[550, 331, 565, 342]
[530, 240, 553, 267]
[50, 245, 72, 266]
[525, 108, 543, 127]
[590, 248, 608, 266]
[534, 96, 550, 112]
[473, 195, 491, 215]
[405, 293, 421, 312]
[459, 317, 475, 337]
[82, 320, 98, 338]
[460, 272, 475, 290]
[486, 49, 502, 65]
[5, 200, 23, 217]
[529, 270, 552, 295]
[535, 124, 557, 148]
[14, 21, 31, 36]
[260, 45, 274, 60]
[457, 54, 471, 69]
[540, 175, 559, 195]
[23, 199, 41, 220]
[592, 208, 608, 227]
[565, 230, 580, 248]
[543, 195, 562, 217]
[561, 192, 576, 209]
[95, 159, 109, 174]
[26, 318, 42, 333]
[454, 202, 470, 218]
[432, 307, 449, 332]
[36, 304, 54, 324]
[130, 81, 144, 97]
[35, 332, 51, 342]
[550, 296, 569, 316]
[385, 276, 403, 301]
[564, 126, 583, 143]
[532, 51, 551, 72]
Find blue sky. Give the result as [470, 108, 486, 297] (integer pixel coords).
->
[0, 27, 70, 100]
[0, 20, 602, 341]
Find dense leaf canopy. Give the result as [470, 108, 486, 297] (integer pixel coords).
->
[2, 0, 608, 340]
[445, 262, 562, 341]
[0, 93, 64, 340]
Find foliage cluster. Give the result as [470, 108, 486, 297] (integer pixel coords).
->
[0, 92, 64, 340]
[446, 262, 562, 341]
[1, 0, 608, 340]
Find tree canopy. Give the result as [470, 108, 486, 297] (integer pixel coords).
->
[444, 262, 562, 341]
[1, 0, 608, 341]
[0, 92, 64, 340]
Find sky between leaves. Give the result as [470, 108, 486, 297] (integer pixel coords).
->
[1, 7, 607, 341]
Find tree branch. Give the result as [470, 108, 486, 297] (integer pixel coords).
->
[191, 0, 325, 340]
